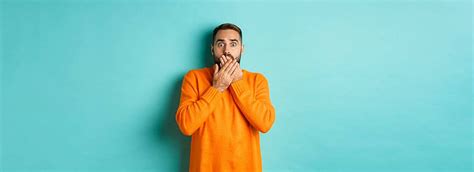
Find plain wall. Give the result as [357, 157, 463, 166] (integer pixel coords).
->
[1, 0, 472, 171]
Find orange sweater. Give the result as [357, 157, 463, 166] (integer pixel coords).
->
[176, 66, 276, 172]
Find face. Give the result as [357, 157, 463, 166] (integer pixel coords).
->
[211, 29, 244, 64]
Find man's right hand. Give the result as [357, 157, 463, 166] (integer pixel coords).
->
[212, 57, 238, 92]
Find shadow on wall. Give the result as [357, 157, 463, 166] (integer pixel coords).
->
[156, 77, 189, 172]
[199, 26, 215, 67]
[154, 26, 214, 172]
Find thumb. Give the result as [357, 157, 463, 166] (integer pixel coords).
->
[213, 64, 219, 75]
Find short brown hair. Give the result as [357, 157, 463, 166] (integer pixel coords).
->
[212, 23, 242, 43]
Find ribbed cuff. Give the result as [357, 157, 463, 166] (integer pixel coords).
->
[230, 79, 248, 95]
[201, 86, 222, 104]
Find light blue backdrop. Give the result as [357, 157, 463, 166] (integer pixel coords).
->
[1, 0, 472, 171]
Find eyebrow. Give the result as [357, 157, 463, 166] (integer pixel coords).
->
[215, 39, 240, 43]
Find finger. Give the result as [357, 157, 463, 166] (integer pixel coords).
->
[221, 55, 226, 62]
[222, 59, 234, 74]
[214, 64, 219, 75]
[229, 61, 239, 76]
[224, 59, 237, 74]
[221, 58, 233, 72]
[233, 62, 241, 75]
[222, 55, 229, 63]
[219, 57, 224, 67]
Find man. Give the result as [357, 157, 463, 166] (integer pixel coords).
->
[175, 23, 276, 172]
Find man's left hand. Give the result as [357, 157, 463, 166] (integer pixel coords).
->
[230, 63, 242, 83]
[219, 55, 242, 83]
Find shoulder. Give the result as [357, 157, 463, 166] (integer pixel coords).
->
[243, 69, 268, 82]
[184, 67, 213, 79]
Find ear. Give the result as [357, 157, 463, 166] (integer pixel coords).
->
[241, 44, 244, 54]
[210, 44, 214, 55]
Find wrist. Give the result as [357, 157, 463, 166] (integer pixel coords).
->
[212, 85, 225, 92]
[232, 77, 243, 83]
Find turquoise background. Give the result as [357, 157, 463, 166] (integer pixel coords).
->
[1, 0, 472, 171]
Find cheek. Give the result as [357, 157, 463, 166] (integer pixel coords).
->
[215, 52, 224, 57]
[215, 48, 225, 54]
[232, 49, 242, 55]
[213, 52, 224, 59]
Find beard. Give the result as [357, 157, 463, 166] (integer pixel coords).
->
[214, 52, 241, 66]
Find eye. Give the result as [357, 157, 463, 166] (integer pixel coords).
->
[231, 42, 237, 47]
[217, 42, 224, 47]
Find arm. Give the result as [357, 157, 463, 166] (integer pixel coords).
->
[229, 74, 276, 133]
[175, 71, 223, 136]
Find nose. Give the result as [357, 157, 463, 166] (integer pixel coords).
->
[223, 47, 230, 55]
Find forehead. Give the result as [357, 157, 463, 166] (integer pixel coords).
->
[214, 29, 241, 42]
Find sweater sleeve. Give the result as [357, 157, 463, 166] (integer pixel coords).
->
[176, 71, 223, 136]
[229, 73, 276, 133]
